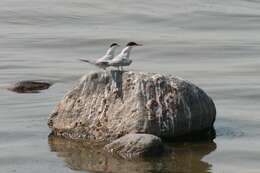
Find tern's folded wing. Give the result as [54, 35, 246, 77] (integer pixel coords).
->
[96, 61, 109, 66]
[108, 58, 122, 65]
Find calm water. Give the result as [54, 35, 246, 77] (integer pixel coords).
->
[1, 0, 260, 173]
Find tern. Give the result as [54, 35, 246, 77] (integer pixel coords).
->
[80, 43, 120, 70]
[109, 42, 142, 70]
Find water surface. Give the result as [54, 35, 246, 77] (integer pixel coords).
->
[0, 0, 260, 173]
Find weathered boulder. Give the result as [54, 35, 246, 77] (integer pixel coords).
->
[48, 70, 216, 141]
[104, 134, 164, 159]
[8, 80, 51, 93]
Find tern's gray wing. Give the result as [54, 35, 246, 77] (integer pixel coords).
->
[96, 61, 109, 66]
[109, 58, 132, 66]
[109, 57, 123, 65]
[97, 54, 113, 62]
[80, 59, 108, 69]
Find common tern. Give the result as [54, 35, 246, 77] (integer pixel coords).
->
[109, 42, 142, 70]
[80, 43, 120, 70]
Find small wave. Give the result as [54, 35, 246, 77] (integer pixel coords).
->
[216, 126, 245, 138]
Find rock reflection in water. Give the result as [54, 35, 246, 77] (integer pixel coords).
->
[48, 136, 216, 173]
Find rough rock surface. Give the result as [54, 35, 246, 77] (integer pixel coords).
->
[104, 134, 164, 159]
[48, 70, 216, 141]
[8, 80, 51, 93]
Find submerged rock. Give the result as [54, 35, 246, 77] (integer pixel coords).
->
[104, 134, 164, 159]
[8, 80, 51, 93]
[48, 70, 216, 141]
[48, 135, 217, 173]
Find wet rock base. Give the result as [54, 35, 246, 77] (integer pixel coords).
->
[104, 134, 164, 159]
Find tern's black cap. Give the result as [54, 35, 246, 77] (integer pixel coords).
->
[126, 42, 142, 46]
[110, 43, 119, 47]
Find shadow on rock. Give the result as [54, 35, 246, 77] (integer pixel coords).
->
[165, 127, 216, 142]
[48, 135, 217, 173]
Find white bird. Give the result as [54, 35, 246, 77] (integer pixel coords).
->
[109, 42, 142, 71]
[80, 43, 120, 70]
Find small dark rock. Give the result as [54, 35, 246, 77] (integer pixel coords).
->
[8, 80, 52, 93]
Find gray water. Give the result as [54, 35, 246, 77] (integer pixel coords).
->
[0, 0, 260, 173]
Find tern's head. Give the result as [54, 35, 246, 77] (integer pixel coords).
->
[106, 43, 120, 55]
[110, 43, 120, 48]
[126, 42, 143, 47]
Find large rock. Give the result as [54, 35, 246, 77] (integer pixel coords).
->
[48, 70, 216, 141]
[104, 134, 164, 159]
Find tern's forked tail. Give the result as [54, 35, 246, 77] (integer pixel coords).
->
[79, 58, 108, 70]
[79, 59, 95, 65]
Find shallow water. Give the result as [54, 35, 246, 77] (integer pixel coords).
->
[0, 0, 260, 173]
